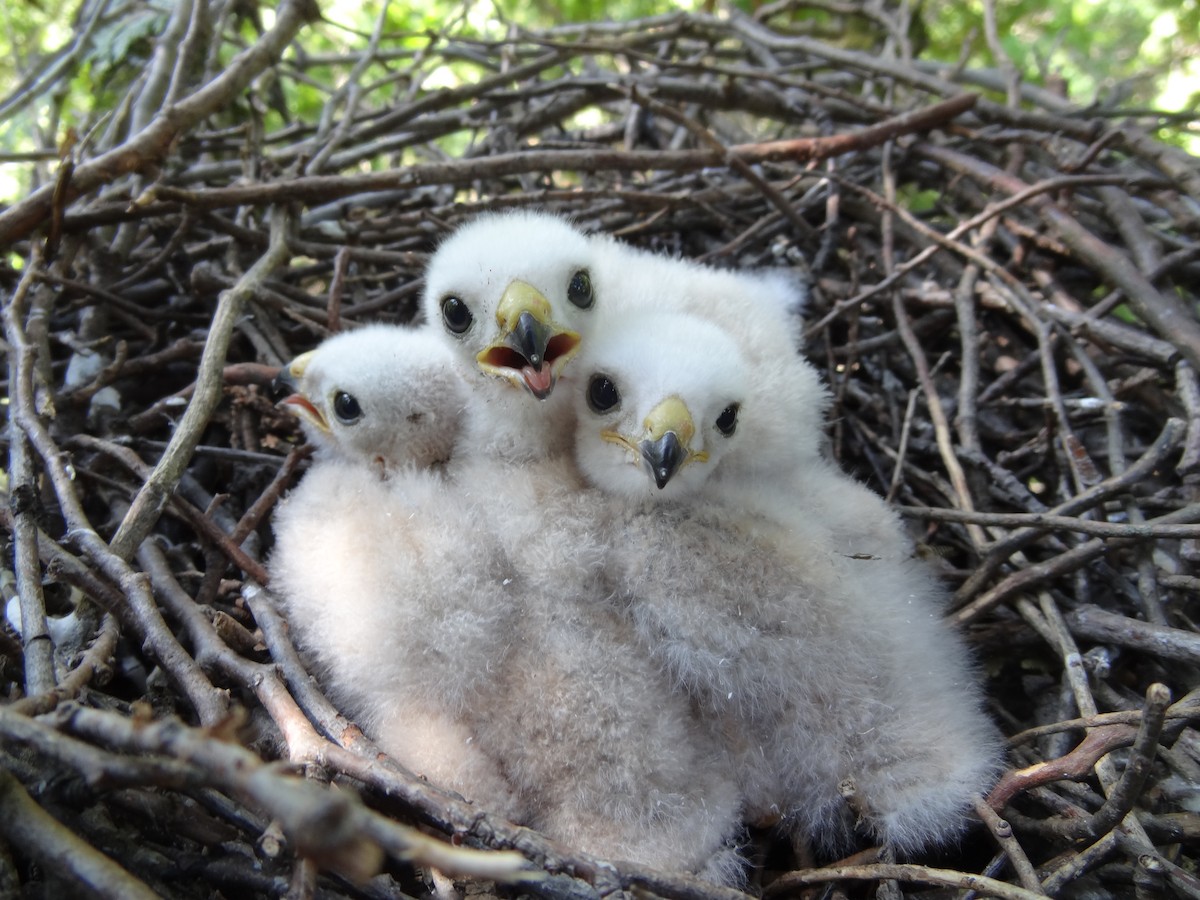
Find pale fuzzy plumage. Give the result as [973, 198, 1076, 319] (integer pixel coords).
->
[573, 311, 1003, 856]
[587, 234, 908, 560]
[271, 324, 745, 881]
[270, 327, 523, 815]
[275, 323, 463, 473]
[422, 211, 598, 461]
[271, 460, 526, 817]
[571, 312, 750, 502]
[449, 452, 745, 882]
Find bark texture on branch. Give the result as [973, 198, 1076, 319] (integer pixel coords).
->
[1, 4, 1198, 899]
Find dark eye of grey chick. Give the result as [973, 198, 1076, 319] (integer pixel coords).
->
[715, 403, 739, 436]
[333, 391, 363, 424]
[567, 269, 594, 309]
[440, 295, 474, 335]
[587, 373, 620, 413]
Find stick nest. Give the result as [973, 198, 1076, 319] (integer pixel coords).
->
[2, 4, 1199, 898]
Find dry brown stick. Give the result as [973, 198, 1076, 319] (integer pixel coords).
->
[955, 500, 1200, 623]
[972, 796, 1044, 895]
[1065, 607, 1200, 665]
[149, 95, 976, 212]
[70, 436, 273, 585]
[109, 206, 292, 561]
[1006, 701, 1200, 746]
[898, 506, 1200, 539]
[993, 274, 1099, 493]
[0, 768, 159, 900]
[7, 613, 120, 717]
[954, 417, 1187, 607]
[629, 87, 816, 240]
[3, 259, 56, 697]
[800, 168, 1109, 339]
[326, 246, 351, 333]
[230, 445, 311, 547]
[1053, 316, 1163, 623]
[915, 142, 1200, 373]
[987, 724, 1136, 810]
[762, 862, 1046, 900]
[1039, 830, 1121, 896]
[1035, 594, 1160, 855]
[0, 708, 215, 802]
[1178, 360, 1200, 475]
[125, 361, 281, 434]
[40, 701, 532, 886]
[305, 3, 391, 176]
[891, 293, 987, 549]
[6, 323, 230, 724]
[1064, 684, 1171, 841]
[145, 150, 806, 208]
[0, 0, 320, 246]
[1032, 302, 1180, 365]
[741, 92, 979, 163]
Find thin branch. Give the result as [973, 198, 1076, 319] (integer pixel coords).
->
[0, 768, 160, 900]
[0, 0, 321, 245]
[109, 207, 293, 560]
[763, 862, 1048, 900]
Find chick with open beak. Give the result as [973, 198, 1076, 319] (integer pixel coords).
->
[475, 279, 582, 400]
[272, 349, 327, 431]
[421, 212, 599, 461]
[271, 325, 464, 472]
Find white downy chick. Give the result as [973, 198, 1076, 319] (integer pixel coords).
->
[272, 323, 744, 880]
[421, 218, 748, 875]
[273, 322, 462, 474]
[422, 211, 598, 461]
[269, 325, 525, 817]
[573, 310, 1003, 857]
[588, 234, 911, 560]
[446, 448, 745, 884]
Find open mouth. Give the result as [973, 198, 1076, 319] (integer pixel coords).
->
[279, 394, 329, 432]
[478, 330, 581, 399]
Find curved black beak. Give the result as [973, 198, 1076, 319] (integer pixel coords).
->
[640, 432, 686, 490]
[506, 310, 553, 371]
[270, 367, 300, 402]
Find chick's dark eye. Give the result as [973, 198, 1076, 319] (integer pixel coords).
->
[333, 391, 363, 424]
[567, 269, 594, 309]
[715, 404, 739, 436]
[587, 374, 620, 413]
[440, 295, 473, 334]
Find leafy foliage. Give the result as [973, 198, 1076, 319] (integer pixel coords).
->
[3, 0, 1196, 173]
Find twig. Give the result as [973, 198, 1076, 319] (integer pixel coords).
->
[988, 724, 1136, 810]
[1039, 830, 1121, 896]
[763, 862, 1047, 900]
[47, 703, 534, 884]
[1063, 684, 1170, 841]
[955, 501, 1200, 623]
[916, 142, 1200, 373]
[0, 0, 321, 245]
[7, 613, 120, 717]
[0, 768, 159, 900]
[891, 293, 987, 549]
[972, 796, 1044, 894]
[3, 258, 57, 697]
[109, 206, 293, 560]
[1066, 608, 1200, 665]
[898, 506, 1200, 539]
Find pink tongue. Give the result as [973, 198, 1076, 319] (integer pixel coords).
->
[522, 366, 553, 395]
